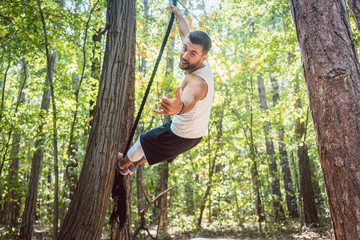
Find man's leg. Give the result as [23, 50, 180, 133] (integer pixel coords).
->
[117, 137, 146, 171]
[132, 157, 147, 167]
[119, 155, 146, 169]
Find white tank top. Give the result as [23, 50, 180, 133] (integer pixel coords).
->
[171, 60, 214, 138]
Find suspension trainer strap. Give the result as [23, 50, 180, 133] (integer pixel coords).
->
[123, 0, 177, 156]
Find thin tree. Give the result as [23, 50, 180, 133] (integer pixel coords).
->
[293, 75, 319, 227]
[18, 3, 58, 236]
[19, 44, 57, 240]
[157, 20, 175, 235]
[257, 76, 285, 222]
[197, 106, 226, 227]
[4, 58, 27, 227]
[58, 0, 135, 238]
[235, 78, 265, 230]
[136, 0, 150, 217]
[290, 0, 360, 237]
[270, 77, 299, 219]
[37, 2, 60, 237]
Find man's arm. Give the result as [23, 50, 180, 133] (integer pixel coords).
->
[153, 74, 208, 116]
[170, 4, 190, 43]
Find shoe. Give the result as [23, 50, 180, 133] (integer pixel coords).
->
[128, 164, 138, 175]
[116, 152, 129, 175]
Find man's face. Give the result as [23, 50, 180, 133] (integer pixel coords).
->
[179, 38, 208, 71]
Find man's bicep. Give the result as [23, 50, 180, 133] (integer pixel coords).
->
[183, 78, 207, 101]
[180, 31, 190, 43]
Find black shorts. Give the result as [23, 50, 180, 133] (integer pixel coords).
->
[140, 121, 202, 165]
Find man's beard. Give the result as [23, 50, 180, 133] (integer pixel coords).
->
[179, 58, 201, 71]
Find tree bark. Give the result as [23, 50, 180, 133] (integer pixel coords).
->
[298, 143, 319, 226]
[270, 77, 299, 219]
[293, 76, 319, 227]
[257, 76, 285, 222]
[5, 130, 21, 226]
[19, 52, 56, 240]
[347, 0, 360, 34]
[90, 28, 102, 125]
[290, 0, 360, 237]
[58, 0, 135, 238]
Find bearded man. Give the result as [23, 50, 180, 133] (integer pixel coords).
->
[117, 4, 214, 175]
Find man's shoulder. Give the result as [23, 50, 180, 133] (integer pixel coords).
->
[184, 73, 206, 85]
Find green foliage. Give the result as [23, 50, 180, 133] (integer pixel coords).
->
[0, 0, 335, 238]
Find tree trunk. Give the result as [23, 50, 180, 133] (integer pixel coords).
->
[270, 77, 299, 219]
[136, 125, 146, 215]
[197, 117, 222, 227]
[58, 0, 135, 238]
[237, 80, 265, 229]
[90, 28, 102, 125]
[293, 76, 319, 226]
[290, 0, 360, 237]
[347, 0, 360, 33]
[19, 52, 56, 240]
[158, 161, 169, 227]
[5, 58, 27, 227]
[134, 0, 150, 219]
[257, 76, 285, 222]
[5, 130, 21, 226]
[197, 156, 217, 228]
[50, 55, 59, 239]
[158, 26, 174, 233]
[298, 144, 319, 226]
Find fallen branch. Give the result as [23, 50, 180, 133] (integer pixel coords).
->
[132, 178, 174, 240]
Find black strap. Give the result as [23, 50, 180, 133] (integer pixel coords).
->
[123, 0, 177, 156]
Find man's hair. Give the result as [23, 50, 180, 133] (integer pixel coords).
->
[188, 30, 212, 54]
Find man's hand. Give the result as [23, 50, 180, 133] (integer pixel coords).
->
[153, 86, 183, 115]
[170, 4, 181, 17]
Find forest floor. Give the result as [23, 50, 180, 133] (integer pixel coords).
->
[0, 219, 334, 239]
[125, 218, 334, 240]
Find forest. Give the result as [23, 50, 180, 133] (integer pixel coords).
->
[1, 0, 360, 239]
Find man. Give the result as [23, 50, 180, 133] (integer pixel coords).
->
[117, 4, 214, 175]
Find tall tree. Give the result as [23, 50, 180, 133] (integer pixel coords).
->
[157, 34, 175, 233]
[19, 51, 57, 240]
[4, 58, 27, 227]
[58, 0, 135, 238]
[235, 78, 265, 230]
[290, 0, 360, 237]
[136, 0, 150, 217]
[294, 76, 319, 226]
[270, 77, 299, 219]
[37, 1, 60, 237]
[257, 76, 285, 222]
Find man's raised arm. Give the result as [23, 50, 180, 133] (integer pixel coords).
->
[170, 4, 191, 43]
